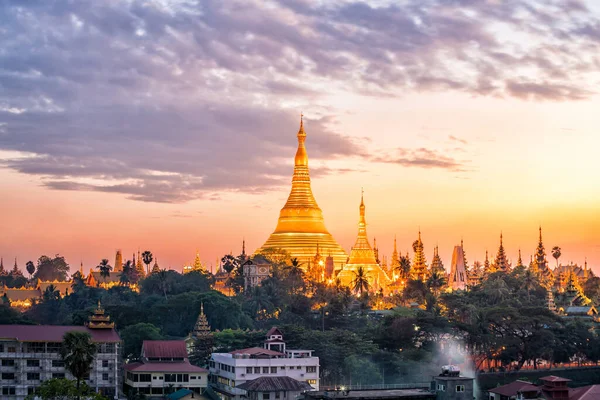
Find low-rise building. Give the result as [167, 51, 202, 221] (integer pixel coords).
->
[487, 375, 600, 400]
[209, 327, 320, 400]
[124, 340, 208, 398]
[0, 302, 121, 400]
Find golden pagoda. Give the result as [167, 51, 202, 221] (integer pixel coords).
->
[86, 300, 115, 329]
[255, 116, 348, 267]
[337, 192, 390, 292]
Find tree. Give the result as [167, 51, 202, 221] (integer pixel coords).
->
[27, 378, 106, 400]
[119, 260, 133, 286]
[60, 331, 97, 399]
[351, 266, 370, 296]
[284, 258, 305, 294]
[395, 254, 412, 280]
[33, 255, 70, 282]
[142, 251, 153, 275]
[119, 323, 163, 359]
[96, 259, 112, 285]
[426, 270, 447, 297]
[552, 246, 561, 268]
[189, 334, 215, 368]
[26, 260, 35, 279]
[157, 269, 170, 300]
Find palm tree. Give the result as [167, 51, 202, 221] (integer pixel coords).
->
[42, 284, 61, 301]
[552, 246, 562, 268]
[396, 255, 412, 280]
[60, 331, 97, 399]
[284, 258, 305, 294]
[142, 251, 153, 275]
[119, 260, 132, 286]
[25, 261, 35, 279]
[522, 269, 538, 301]
[96, 259, 112, 286]
[351, 266, 370, 296]
[426, 269, 447, 297]
[158, 269, 169, 300]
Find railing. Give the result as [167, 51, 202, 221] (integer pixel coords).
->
[320, 383, 431, 391]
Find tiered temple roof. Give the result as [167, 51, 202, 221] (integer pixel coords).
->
[493, 233, 510, 272]
[449, 245, 468, 291]
[430, 246, 445, 274]
[86, 300, 115, 329]
[533, 227, 554, 288]
[191, 303, 212, 339]
[411, 231, 428, 281]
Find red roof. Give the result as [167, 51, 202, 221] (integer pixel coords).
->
[143, 340, 188, 359]
[570, 385, 600, 400]
[0, 324, 120, 343]
[540, 375, 571, 383]
[124, 361, 207, 373]
[489, 380, 538, 397]
[230, 347, 284, 357]
[266, 327, 283, 337]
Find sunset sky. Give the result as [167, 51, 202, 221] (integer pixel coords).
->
[1, 0, 599, 275]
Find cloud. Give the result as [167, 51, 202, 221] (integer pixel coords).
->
[0, 0, 599, 202]
[373, 148, 468, 172]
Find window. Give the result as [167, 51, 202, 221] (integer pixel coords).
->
[275, 393, 281, 399]
[263, 367, 269, 374]
[254, 367, 261, 373]
[165, 374, 176, 383]
[263, 394, 271, 400]
[53, 373, 65, 379]
[456, 385, 465, 392]
[232, 366, 236, 373]
[191, 376, 197, 379]
[437, 384, 446, 392]
[0, 344, 3, 352]
[307, 379, 317, 385]
[139, 374, 151, 382]
[27, 359, 40, 367]
[52, 359, 65, 367]
[2, 372, 15, 379]
[247, 367, 253, 374]
[280, 366, 285, 370]
[306, 366, 317, 373]
[1, 359, 15, 366]
[152, 388, 163, 395]
[26, 342, 45, 353]
[27, 372, 40, 381]
[102, 360, 109, 368]
[8, 347, 16, 353]
[28, 387, 36, 395]
[271, 367, 277, 373]
[103, 373, 109, 381]
[297, 366, 301, 370]
[47, 342, 62, 353]
[2, 387, 16, 395]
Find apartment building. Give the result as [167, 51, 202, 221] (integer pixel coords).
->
[0, 303, 121, 400]
[209, 327, 319, 400]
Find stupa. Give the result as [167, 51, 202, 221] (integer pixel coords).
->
[255, 116, 348, 267]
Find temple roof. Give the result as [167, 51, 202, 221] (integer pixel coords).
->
[237, 376, 313, 392]
[347, 191, 377, 266]
[0, 324, 120, 342]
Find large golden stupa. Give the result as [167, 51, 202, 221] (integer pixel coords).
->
[255, 117, 348, 267]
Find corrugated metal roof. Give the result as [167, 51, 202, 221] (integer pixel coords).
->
[143, 340, 188, 359]
[488, 380, 538, 396]
[124, 361, 207, 373]
[229, 347, 284, 357]
[237, 376, 313, 392]
[0, 324, 121, 342]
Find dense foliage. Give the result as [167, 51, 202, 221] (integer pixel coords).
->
[3, 253, 600, 387]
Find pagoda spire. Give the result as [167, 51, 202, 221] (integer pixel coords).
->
[517, 249, 523, 267]
[114, 249, 123, 272]
[255, 116, 347, 266]
[431, 245, 444, 274]
[411, 230, 428, 281]
[86, 300, 115, 329]
[192, 302, 212, 338]
[347, 190, 377, 265]
[493, 232, 510, 272]
[151, 258, 160, 274]
[0, 258, 5, 275]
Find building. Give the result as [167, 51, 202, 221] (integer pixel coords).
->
[209, 327, 320, 400]
[124, 340, 208, 398]
[433, 366, 474, 400]
[254, 116, 348, 267]
[336, 193, 390, 293]
[243, 260, 272, 291]
[237, 376, 313, 400]
[487, 375, 600, 400]
[0, 302, 121, 400]
[304, 388, 435, 400]
[448, 246, 468, 291]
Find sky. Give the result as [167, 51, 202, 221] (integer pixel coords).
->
[1, 0, 600, 275]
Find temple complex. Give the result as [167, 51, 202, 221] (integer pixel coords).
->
[336, 193, 390, 292]
[255, 117, 348, 268]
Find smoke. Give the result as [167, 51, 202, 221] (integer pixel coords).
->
[437, 337, 479, 399]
